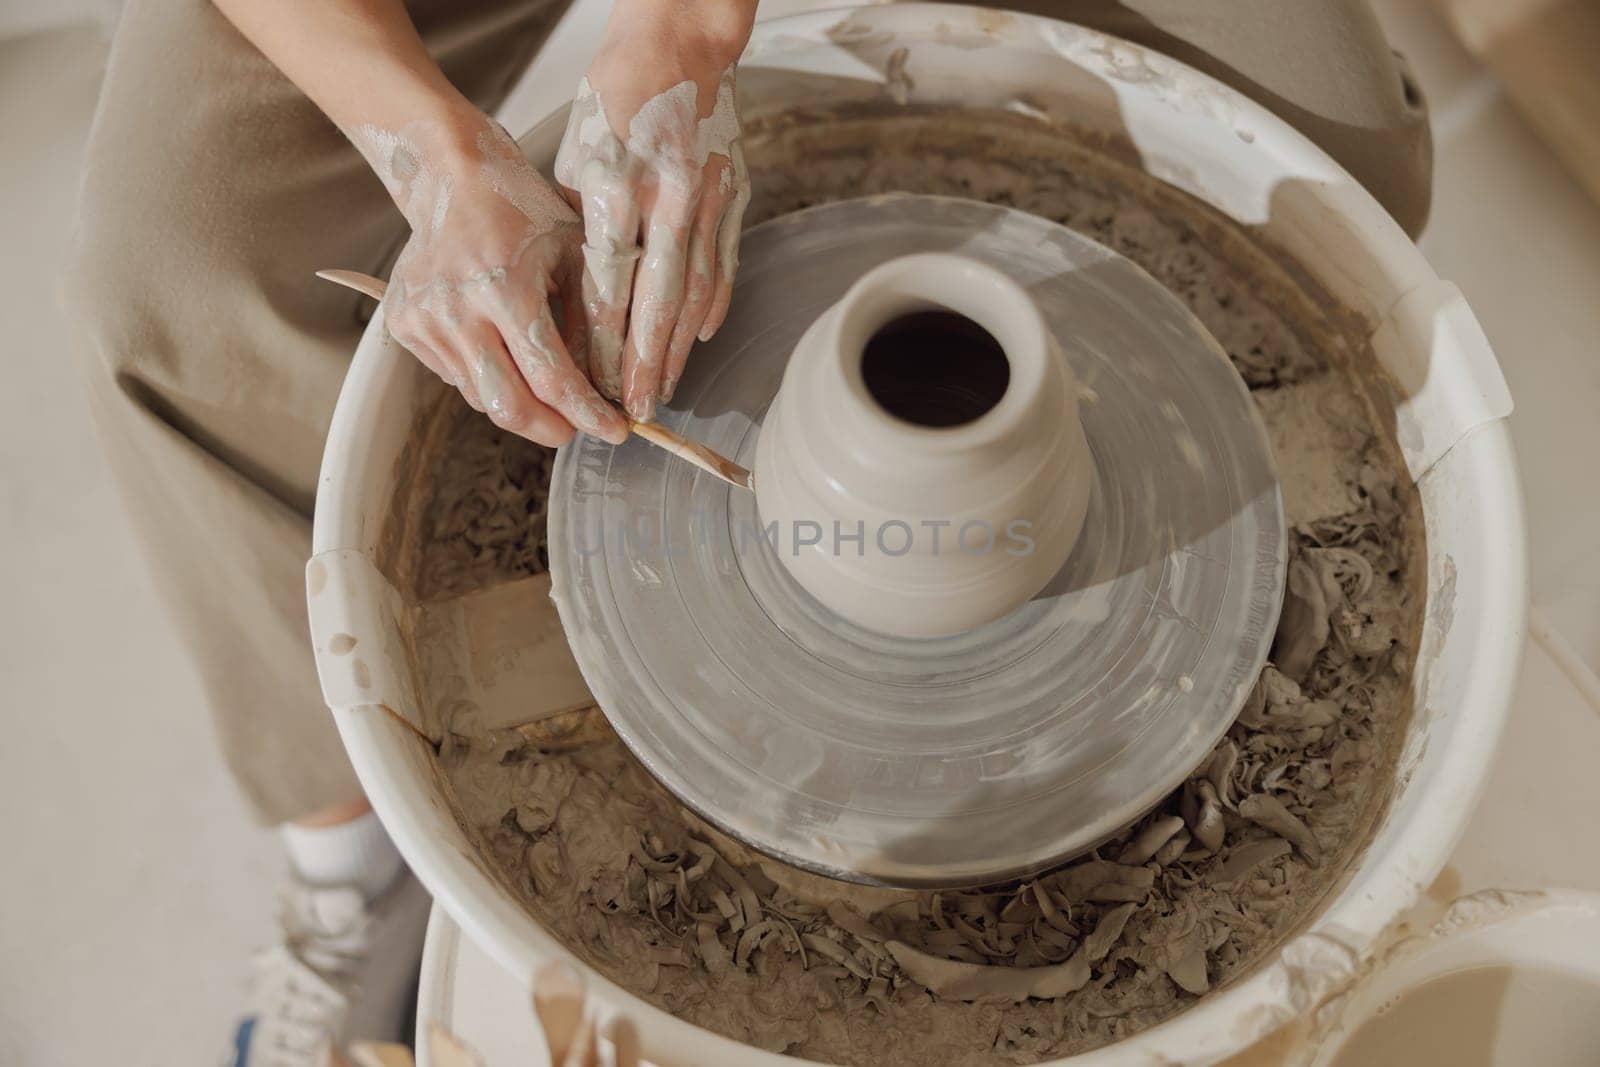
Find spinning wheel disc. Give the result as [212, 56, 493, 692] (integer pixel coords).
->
[549, 196, 1285, 887]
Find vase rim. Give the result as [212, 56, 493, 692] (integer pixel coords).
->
[831, 252, 1056, 454]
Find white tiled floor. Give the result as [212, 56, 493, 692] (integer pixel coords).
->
[2, 4, 1597, 1065]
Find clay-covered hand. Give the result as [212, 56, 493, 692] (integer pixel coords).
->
[554, 3, 755, 421]
[358, 117, 629, 448]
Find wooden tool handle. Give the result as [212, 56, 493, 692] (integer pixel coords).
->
[626, 417, 754, 491]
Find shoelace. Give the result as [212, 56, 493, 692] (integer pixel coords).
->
[243, 885, 375, 1067]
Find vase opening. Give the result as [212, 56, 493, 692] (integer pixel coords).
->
[859, 309, 1010, 429]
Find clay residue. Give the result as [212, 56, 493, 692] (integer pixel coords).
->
[412, 409, 556, 600]
[416, 111, 1422, 1065]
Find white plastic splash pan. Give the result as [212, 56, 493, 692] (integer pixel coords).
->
[1310, 891, 1600, 1066]
[306, 6, 1527, 1063]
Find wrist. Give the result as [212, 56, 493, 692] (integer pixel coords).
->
[691, 0, 758, 58]
[606, 0, 756, 66]
[408, 96, 499, 175]
[353, 97, 499, 229]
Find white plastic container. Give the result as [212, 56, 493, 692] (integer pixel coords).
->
[1310, 891, 1600, 1066]
[307, 7, 1526, 1063]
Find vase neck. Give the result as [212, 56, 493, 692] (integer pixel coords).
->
[826, 253, 1056, 458]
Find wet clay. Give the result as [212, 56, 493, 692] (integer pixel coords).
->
[414, 411, 556, 601]
[408, 112, 1421, 1064]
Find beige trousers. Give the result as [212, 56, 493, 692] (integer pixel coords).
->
[66, 0, 1430, 825]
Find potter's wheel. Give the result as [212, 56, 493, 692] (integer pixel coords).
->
[550, 195, 1285, 887]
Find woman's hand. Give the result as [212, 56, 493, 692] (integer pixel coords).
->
[554, 0, 755, 422]
[358, 116, 629, 447]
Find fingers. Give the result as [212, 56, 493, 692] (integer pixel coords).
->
[456, 322, 577, 447]
[622, 199, 694, 421]
[497, 300, 629, 445]
[388, 310, 487, 412]
[661, 201, 720, 403]
[401, 334, 454, 392]
[556, 181, 583, 219]
[558, 257, 591, 382]
[433, 346, 487, 413]
[554, 70, 751, 413]
[701, 144, 750, 343]
[574, 163, 642, 401]
[389, 264, 626, 447]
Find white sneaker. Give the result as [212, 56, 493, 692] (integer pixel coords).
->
[226, 873, 431, 1067]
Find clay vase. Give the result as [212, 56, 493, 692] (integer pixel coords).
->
[753, 253, 1093, 637]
